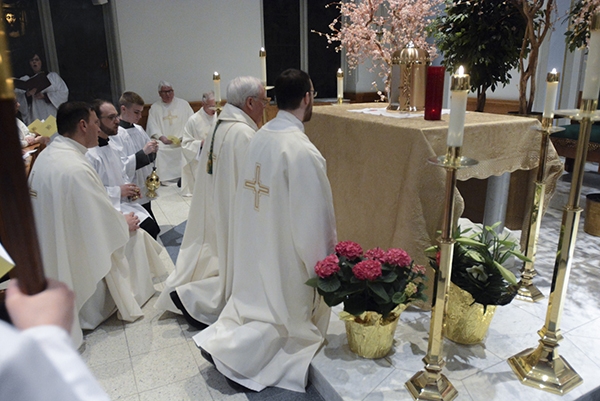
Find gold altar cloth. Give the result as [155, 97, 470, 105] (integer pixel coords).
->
[304, 104, 563, 276]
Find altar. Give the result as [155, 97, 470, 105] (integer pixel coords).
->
[304, 104, 564, 273]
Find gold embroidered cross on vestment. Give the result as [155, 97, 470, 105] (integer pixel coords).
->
[163, 111, 178, 125]
[244, 163, 269, 211]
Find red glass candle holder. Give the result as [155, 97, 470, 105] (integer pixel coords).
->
[424, 66, 445, 121]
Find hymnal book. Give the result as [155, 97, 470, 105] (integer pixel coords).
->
[13, 73, 51, 93]
[28, 115, 57, 137]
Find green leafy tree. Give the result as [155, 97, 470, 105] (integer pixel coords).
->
[432, 0, 526, 112]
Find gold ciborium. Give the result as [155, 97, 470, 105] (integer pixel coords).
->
[145, 167, 160, 198]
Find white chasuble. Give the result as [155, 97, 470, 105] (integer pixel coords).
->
[155, 104, 257, 325]
[28, 135, 165, 347]
[194, 111, 337, 392]
[146, 98, 193, 181]
[113, 124, 153, 205]
[181, 108, 216, 195]
[15, 72, 69, 125]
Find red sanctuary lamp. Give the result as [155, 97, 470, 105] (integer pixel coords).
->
[424, 66, 445, 121]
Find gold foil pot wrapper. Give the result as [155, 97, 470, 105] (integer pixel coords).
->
[145, 167, 160, 199]
[443, 282, 497, 345]
[340, 303, 407, 359]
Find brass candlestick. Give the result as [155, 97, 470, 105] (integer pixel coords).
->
[405, 146, 477, 401]
[516, 116, 564, 302]
[507, 100, 597, 395]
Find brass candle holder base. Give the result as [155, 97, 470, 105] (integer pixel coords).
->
[406, 147, 477, 401]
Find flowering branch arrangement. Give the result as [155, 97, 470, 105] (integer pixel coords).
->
[426, 223, 530, 312]
[306, 241, 427, 319]
[315, 0, 441, 94]
[565, 0, 600, 51]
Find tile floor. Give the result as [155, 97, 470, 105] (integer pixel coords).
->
[82, 163, 600, 401]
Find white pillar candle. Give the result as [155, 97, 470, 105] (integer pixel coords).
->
[337, 68, 344, 100]
[543, 69, 559, 118]
[583, 14, 600, 100]
[213, 72, 221, 103]
[447, 66, 470, 147]
[259, 47, 267, 86]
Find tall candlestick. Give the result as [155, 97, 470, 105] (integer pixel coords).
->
[447, 66, 470, 147]
[337, 68, 344, 104]
[543, 69, 560, 119]
[424, 66, 445, 120]
[582, 18, 600, 100]
[213, 71, 221, 103]
[259, 47, 267, 86]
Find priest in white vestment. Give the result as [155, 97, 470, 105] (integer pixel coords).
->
[2, 277, 110, 401]
[155, 77, 266, 327]
[86, 100, 161, 239]
[194, 69, 336, 392]
[112, 91, 159, 220]
[146, 81, 193, 182]
[181, 91, 216, 196]
[28, 101, 165, 348]
[14, 53, 68, 125]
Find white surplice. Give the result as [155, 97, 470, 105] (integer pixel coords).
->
[113, 124, 154, 205]
[17, 118, 34, 147]
[194, 111, 337, 392]
[85, 138, 151, 223]
[15, 72, 69, 125]
[181, 107, 216, 195]
[155, 103, 257, 324]
[28, 135, 165, 347]
[0, 322, 110, 401]
[146, 97, 193, 181]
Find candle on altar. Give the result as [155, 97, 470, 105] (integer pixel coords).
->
[337, 68, 344, 101]
[259, 47, 267, 86]
[447, 66, 470, 147]
[424, 66, 445, 121]
[543, 69, 559, 119]
[213, 72, 221, 103]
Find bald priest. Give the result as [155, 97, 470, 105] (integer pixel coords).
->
[28, 101, 167, 347]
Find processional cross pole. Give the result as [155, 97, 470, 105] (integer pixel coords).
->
[0, 9, 47, 296]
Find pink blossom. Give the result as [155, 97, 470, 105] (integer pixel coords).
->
[353, 260, 383, 281]
[384, 248, 411, 267]
[335, 241, 363, 260]
[412, 264, 427, 275]
[314, 254, 340, 278]
[365, 247, 385, 262]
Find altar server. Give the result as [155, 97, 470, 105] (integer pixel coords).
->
[28, 101, 166, 347]
[146, 81, 193, 182]
[194, 69, 336, 392]
[155, 77, 265, 326]
[181, 91, 217, 196]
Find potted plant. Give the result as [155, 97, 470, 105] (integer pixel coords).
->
[306, 240, 427, 358]
[426, 222, 530, 344]
[431, 0, 526, 112]
[316, 0, 441, 97]
[565, 0, 598, 51]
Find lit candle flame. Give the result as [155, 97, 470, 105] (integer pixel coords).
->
[457, 65, 464, 76]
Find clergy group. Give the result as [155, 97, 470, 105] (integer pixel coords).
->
[25, 68, 336, 394]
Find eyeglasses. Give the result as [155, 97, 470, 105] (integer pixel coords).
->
[252, 96, 269, 106]
[100, 114, 119, 121]
[309, 90, 318, 98]
[159, 89, 174, 95]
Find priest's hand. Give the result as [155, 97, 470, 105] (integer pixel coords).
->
[125, 212, 140, 231]
[6, 278, 75, 333]
[159, 135, 173, 145]
[121, 183, 141, 198]
[144, 140, 159, 154]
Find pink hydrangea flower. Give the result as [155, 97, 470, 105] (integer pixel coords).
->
[365, 247, 385, 262]
[335, 241, 363, 260]
[411, 264, 427, 275]
[353, 260, 382, 281]
[384, 248, 411, 267]
[314, 254, 340, 278]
